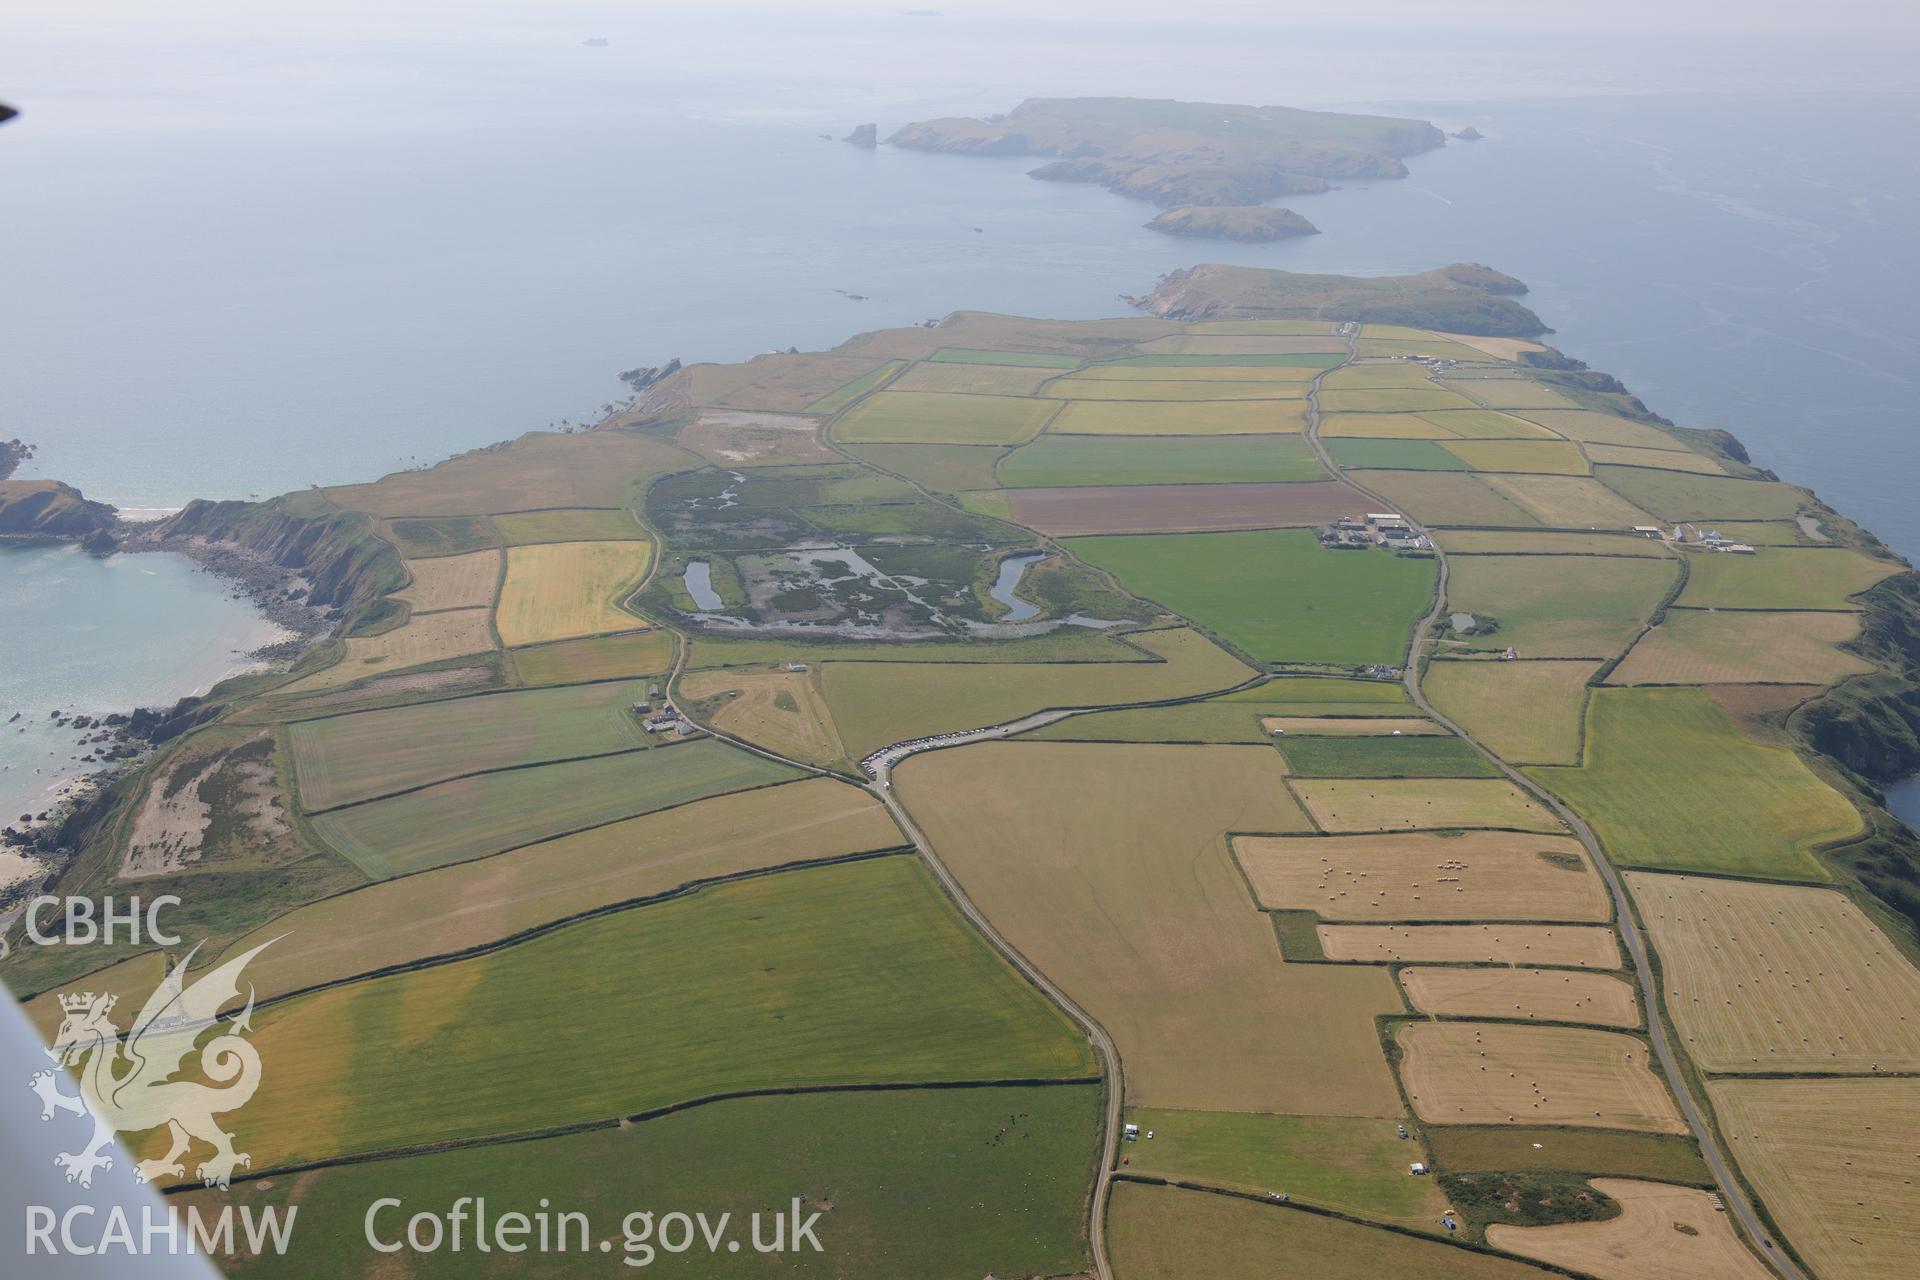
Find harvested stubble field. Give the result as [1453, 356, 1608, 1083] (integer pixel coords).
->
[1399, 967, 1641, 1028]
[1048, 398, 1307, 435]
[288, 679, 653, 810]
[1319, 412, 1459, 439]
[1234, 830, 1608, 923]
[831, 390, 1056, 444]
[392, 549, 500, 613]
[1418, 409, 1561, 439]
[1005, 479, 1360, 535]
[1440, 377, 1578, 411]
[327, 429, 684, 516]
[895, 741, 1407, 1116]
[997, 432, 1324, 487]
[678, 666, 848, 766]
[1674, 546, 1900, 611]
[211, 777, 901, 1001]
[1513, 410, 1685, 450]
[1317, 923, 1622, 968]
[490, 507, 646, 544]
[1530, 688, 1860, 880]
[1426, 1126, 1708, 1183]
[818, 626, 1251, 757]
[1582, 443, 1728, 475]
[229, 857, 1095, 1172]
[1608, 609, 1870, 686]
[1043, 377, 1308, 401]
[311, 739, 802, 878]
[1350, 471, 1540, 527]
[1422, 660, 1602, 767]
[1706, 1077, 1918, 1280]
[1439, 440, 1589, 475]
[287, 607, 497, 692]
[1443, 554, 1678, 658]
[1625, 871, 1920, 1072]
[495, 539, 652, 647]
[1326, 439, 1469, 470]
[509, 629, 672, 685]
[1118, 1108, 1447, 1228]
[1318, 387, 1480, 413]
[1397, 1022, 1686, 1133]
[1486, 1179, 1774, 1280]
[1262, 716, 1440, 735]
[1479, 474, 1657, 528]
[1271, 734, 1495, 777]
[887, 360, 1060, 395]
[1071, 361, 1322, 381]
[1290, 778, 1563, 834]
[1070, 529, 1435, 665]
[1107, 1182, 1560, 1280]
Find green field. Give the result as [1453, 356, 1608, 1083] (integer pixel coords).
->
[1108, 1182, 1557, 1280]
[1443, 555, 1678, 658]
[999, 434, 1324, 487]
[1423, 1126, 1709, 1184]
[1119, 1109, 1446, 1228]
[1594, 465, 1805, 520]
[1675, 546, 1900, 610]
[1070, 530, 1436, 666]
[232, 857, 1096, 1170]
[311, 739, 803, 877]
[1024, 677, 1411, 743]
[803, 360, 904, 415]
[491, 507, 645, 544]
[832, 390, 1056, 444]
[1529, 688, 1859, 879]
[1423, 660, 1600, 766]
[511, 629, 673, 685]
[1326, 439, 1470, 470]
[184, 1085, 1098, 1279]
[383, 514, 499, 557]
[930, 346, 1083, 367]
[841, 442, 1005, 492]
[1275, 733, 1497, 778]
[288, 679, 654, 810]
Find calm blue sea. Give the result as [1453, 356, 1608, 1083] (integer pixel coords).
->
[1, 7, 1917, 818]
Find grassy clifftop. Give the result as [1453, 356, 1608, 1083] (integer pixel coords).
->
[1132, 262, 1546, 335]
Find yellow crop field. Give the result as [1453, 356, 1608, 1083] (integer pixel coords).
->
[1291, 778, 1564, 833]
[1319, 412, 1457, 439]
[1416, 410, 1561, 439]
[887, 361, 1058, 395]
[1318, 387, 1481, 413]
[1708, 1077, 1918, 1280]
[1261, 717, 1442, 735]
[287, 607, 496, 692]
[1397, 1022, 1686, 1133]
[1627, 872, 1920, 1072]
[393, 549, 501, 613]
[1043, 378, 1306, 401]
[1321, 363, 1441, 390]
[1048, 398, 1305, 435]
[1441, 377, 1579, 411]
[1480, 474, 1657, 527]
[1399, 968, 1641, 1028]
[1234, 830, 1608, 922]
[1439, 440, 1590, 475]
[1067, 363, 1319, 383]
[1608, 610, 1870, 686]
[495, 539, 651, 647]
[895, 741, 1409, 1117]
[1424, 660, 1602, 766]
[1487, 1179, 1774, 1280]
[1318, 923, 1621, 968]
[678, 666, 848, 766]
[1583, 443, 1728, 475]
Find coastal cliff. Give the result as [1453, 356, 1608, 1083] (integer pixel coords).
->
[0, 479, 118, 547]
[1132, 262, 1546, 336]
[151, 491, 403, 618]
[1145, 205, 1319, 242]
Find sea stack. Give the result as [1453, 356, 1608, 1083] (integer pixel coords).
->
[843, 123, 878, 149]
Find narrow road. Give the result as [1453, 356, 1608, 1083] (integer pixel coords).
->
[1302, 330, 1807, 1280]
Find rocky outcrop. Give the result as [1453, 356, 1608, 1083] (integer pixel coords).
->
[1145, 205, 1319, 242]
[618, 358, 682, 392]
[842, 123, 877, 148]
[0, 480, 118, 543]
[1452, 126, 1484, 141]
[1132, 262, 1548, 336]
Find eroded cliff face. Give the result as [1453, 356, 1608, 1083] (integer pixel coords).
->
[154, 495, 402, 614]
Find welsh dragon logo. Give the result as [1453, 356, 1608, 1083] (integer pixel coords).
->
[29, 939, 275, 1189]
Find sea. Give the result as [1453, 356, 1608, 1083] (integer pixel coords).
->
[2, 6, 1918, 828]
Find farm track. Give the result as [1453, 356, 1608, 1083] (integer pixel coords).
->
[1301, 329, 1808, 1280]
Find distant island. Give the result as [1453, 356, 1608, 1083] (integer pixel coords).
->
[1145, 205, 1318, 242]
[1132, 261, 1545, 335]
[887, 96, 1445, 234]
[0, 437, 36, 480]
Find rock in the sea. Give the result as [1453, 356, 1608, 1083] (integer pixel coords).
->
[1452, 126, 1484, 141]
[1145, 205, 1319, 242]
[843, 123, 878, 149]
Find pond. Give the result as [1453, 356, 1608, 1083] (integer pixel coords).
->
[988, 552, 1047, 623]
[683, 560, 723, 611]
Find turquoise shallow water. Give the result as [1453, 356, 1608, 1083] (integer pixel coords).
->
[0, 545, 284, 819]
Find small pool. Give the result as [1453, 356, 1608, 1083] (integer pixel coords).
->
[990, 552, 1046, 622]
[684, 560, 723, 610]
